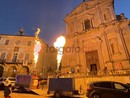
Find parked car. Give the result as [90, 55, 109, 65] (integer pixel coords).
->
[7, 77, 16, 86]
[86, 81, 130, 98]
[0, 77, 16, 89]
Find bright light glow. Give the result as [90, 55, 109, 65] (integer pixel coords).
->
[54, 35, 66, 70]
[34, 28, 41, 69]
[35, 28, 40, 38]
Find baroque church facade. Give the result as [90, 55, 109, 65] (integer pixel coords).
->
[62, 0, 130, 74]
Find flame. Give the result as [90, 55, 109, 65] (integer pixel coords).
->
[35, 28, 40, 38]
[34, 28, 41, 69]
[54, 35, 66, 70]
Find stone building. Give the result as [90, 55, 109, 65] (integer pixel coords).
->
[45, 46, 57, 76]
[62, 0, 130, 74]
[0, 30, 48, 77]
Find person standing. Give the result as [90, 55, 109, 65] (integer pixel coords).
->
[4, 84, 12, 98]
[103, 67, 108, 75]
[4, 78, 10, 88]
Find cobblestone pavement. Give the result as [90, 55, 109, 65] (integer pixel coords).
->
[0, 91, 51, 98]
[0, 86, 87, 98]
[0, 85, 52, 98]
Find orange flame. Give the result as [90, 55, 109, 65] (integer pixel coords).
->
[34, 28, 41, 69]
[35, 28, 40, 38]
[54, 35, 66, 70]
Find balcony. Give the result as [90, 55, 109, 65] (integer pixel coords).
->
[0, 59, 33, 65]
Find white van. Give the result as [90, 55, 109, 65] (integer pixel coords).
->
[0, 77, 16, 87]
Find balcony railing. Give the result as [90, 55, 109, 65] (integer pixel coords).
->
[49, 69, 130, 78]
[0, 59, 33, 64]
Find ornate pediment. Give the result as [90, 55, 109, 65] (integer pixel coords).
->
[68, 1, 97, 14]
[65, 0, 114, 21]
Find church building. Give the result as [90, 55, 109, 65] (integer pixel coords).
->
[62, 0, 130, 74]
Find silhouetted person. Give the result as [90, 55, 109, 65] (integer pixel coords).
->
[4, 84, 12, 98]
[103, 67, 108, 75]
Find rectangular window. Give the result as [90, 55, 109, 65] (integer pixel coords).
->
[27, 41, 31, 46]
[14, 47, 19, 52]
[25, 54, 29, 60]
[12, 53, 18, 62]
[84, 20, 91, 30]
[5, 40, 9, 45]
[0, 53, 6, 61]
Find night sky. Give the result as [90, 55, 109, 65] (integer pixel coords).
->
[0, 0, 130, 46]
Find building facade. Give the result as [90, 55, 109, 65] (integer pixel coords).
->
[62, 0, 130, 74]
[0, 32, 48, 77]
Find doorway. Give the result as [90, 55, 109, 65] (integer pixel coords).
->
[90, 64, 97, 75]
[86, 50, 99, 74]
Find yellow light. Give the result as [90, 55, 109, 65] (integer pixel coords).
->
[54, 35, 66, 70]
[34, 28, 41, 69]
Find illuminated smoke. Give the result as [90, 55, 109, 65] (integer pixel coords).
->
[54, 35, 66, 70]
[34, 28, 41, 69]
